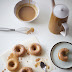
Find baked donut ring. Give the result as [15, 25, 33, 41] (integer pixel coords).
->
[28, 43, 42, 56]
[58, 48, 69, 61]
[19, 67, 33, 72]
[7, 58, 19, 71]
[8, 53, 18, 60]
[13, 44, 26, 57]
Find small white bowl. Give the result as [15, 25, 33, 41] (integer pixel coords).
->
[14, 0, 39, 22]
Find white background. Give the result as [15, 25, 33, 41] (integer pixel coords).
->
[0, 0, 72, 72]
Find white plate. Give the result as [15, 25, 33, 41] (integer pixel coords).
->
[50, 42, 72, 69]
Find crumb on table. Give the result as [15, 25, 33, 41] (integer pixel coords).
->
[35, 62, 40, 67]
[2, 68, 6, 72]
[20, 57, 22, 60]
[46, 65, 50, 69]
[35, 58, 40, 62]
[26, 49, 30, 55]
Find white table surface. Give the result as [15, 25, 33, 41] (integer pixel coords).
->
[0, 0, 72, 72]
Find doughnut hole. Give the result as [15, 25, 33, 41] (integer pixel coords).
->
[8, 61, 15, 67]
[22, 70, 27, 72]
[61, 51, 67, 56]
[32, 45, 37, 51]
[15, 46, 21, 52]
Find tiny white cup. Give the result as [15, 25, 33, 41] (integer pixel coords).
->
[14, 0, 39, 22]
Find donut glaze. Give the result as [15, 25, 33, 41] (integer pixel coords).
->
[7, 58, 19, 71]
[13, 44, 26, 57]
[19, 67, 33, 72]
[8, 53, 18, 60]
[58, 48, 69, 61]
[28, 43, 42, 56]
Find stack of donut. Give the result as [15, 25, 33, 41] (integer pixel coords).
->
[7, 43, 42, 72]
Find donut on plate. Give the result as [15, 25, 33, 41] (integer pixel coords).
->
[13, 44, 26, 57]
[7, 58, 19, 71]
[19, 67, 33, 72]
[28, 43, 42, 56]
[58, 48, 69, 61]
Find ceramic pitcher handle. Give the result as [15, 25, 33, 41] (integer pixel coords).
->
[60, 23, 69, 36]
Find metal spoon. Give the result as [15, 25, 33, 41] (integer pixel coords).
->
[40, 62, 47, 72]
[0, 27, 34, 34]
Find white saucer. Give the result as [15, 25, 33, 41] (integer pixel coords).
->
[50, 42, 72, 69]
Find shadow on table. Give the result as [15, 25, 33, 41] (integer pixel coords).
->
[29, 11, 51, 25]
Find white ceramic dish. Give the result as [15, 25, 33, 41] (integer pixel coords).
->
[14, 0, 39, 22]
[50, 42, 72, 69]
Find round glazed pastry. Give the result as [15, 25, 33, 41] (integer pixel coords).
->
[7, 58, 19, 71]
[19, 67, 33, 72]
[58, 48, 69, 61]
[13, 44, 26, 57]
[28, 43, 42, 56]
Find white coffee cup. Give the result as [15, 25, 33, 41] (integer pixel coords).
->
[14, 0, 39, 22]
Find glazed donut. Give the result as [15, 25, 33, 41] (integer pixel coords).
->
[7, 58, 19, 71]
[19, 67, 33, 72]
[8, 53, 18, 60]
[58, 48, 69, 61]
[28, 43, 42, 56]
[13, 44, 26, 57]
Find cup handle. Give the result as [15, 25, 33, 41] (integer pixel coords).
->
[60, 23, 69, 36]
